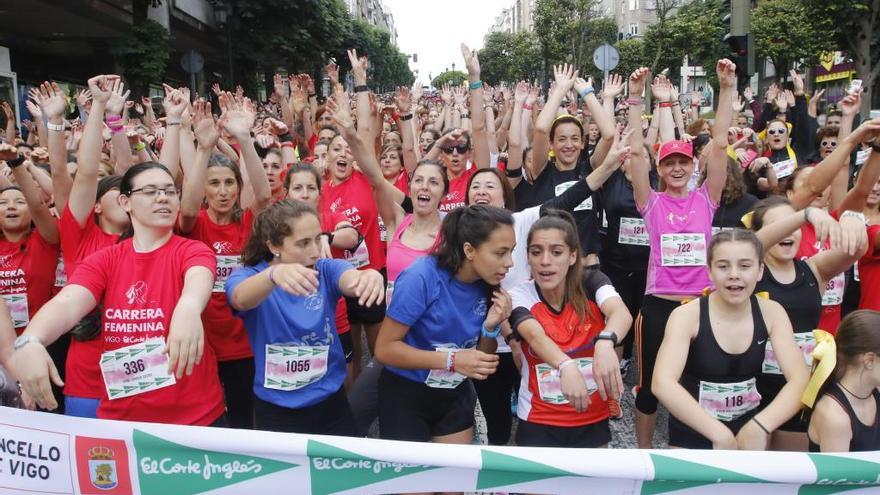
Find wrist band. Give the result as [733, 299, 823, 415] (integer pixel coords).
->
[131, 142, 146, 152]
[469, 80, 483, 90]
[399, 113, 413, 121]
[450, 352, 457, 373]
[445, 351, 454, 372]
[556, 358, 576, 374]
[751, 416, 770, 435]
[625, 98, 643, 105]
[166, 121, 180, 126]
[579, 87, 594, 99]
[104, 115, 122, 124]
[278, 133, 293, 143]
[659, 101, 673, 108]
[481, 324, 501, 339]
[522, 103, 534, 111]
[280, 142, 295, 149]
[47, 122, 65, 132]
[504, 166, 522, 178]
[5, 154, 25, 168]
[354, 85, 369, 93]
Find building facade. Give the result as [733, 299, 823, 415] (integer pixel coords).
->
[346, 0, 398, 46]
[489, 0, 536, 34]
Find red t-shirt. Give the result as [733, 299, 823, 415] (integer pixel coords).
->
[509, 271, 617, 427]
[321, 211, 351, 335]
[796, 220, 843, 332]
[320, 172, 385, 271]
[0, 229, 59, 334]
[183, 209, 254, 361]
[858, 224, 880, 311]
[60, 207, 121, 399]
[69, 235, 224, 426]
[439, 166, 478, 213]
[392, 171, 409, 195]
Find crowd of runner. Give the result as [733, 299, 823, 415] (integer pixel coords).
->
[1, 43, 879, 458]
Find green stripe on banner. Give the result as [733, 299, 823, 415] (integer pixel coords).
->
[307, 439, 437, 495]
[476, 449, 576, 490]
[133, 429, 297, 494]
[797, 454, 880, 495]
[642, 454, 767, 494]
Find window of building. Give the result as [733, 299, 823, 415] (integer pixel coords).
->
[629, 23, 639, 35]
[629, 0, 638, 10]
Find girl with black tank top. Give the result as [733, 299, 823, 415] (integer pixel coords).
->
[806, 310, 880, 452]
[751, 196, 868, 451]
[654, 229, 809, 450]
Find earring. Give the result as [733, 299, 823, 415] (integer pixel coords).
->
[273, 252, 280, 258]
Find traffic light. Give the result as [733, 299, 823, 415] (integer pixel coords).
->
[722, 0, 755, 89]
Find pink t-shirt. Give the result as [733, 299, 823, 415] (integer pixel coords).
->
[639, 183, 718, 296]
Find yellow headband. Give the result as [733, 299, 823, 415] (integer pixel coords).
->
[802, 329, 836, 408]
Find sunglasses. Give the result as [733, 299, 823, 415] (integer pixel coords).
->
[767, 128, 786, 136]
[821, 140, 837, 148]
[440, 144, 469, 154]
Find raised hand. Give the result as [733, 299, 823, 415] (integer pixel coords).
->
[514, 81, 528, 103]
[775, 92, 789, 113]
[743, 85, 754, 102]
[394, 86, 412, 113]
[211, 82, 222, 96]
[765, 83, 779, 104]
[0, 142, 19, 160]
[289, 77, 307, 114]
[453, 85, 466, 106]
[839, 90, 861, 117]
[651, 75, 673, 102]
[410, 83, 423, 103]
[264, 117, 289, 136]
[24, 100, 41, 120]
[784, 89, 795, 108]
[347, 48, 369, 85]
[603, 73, 625, 98]
[553, 63, 578, 93]
[326, 91, 354, 134]
[87, 74, 120, 106]
[273, 73, 287, 100]
[161, 84, 187, 120]
[460, 43, 480, 78]
[483, 289, 512, 330]
[218, 91, 256, 138]
[603, 128, 633, 168]
[191, 99, 220, 149]
[790, 69, 805, 96]
[440, 84, 452, 105]
[716, 58, 737, 89]
[731, 91, 745, 113]
[326, 62, 340, 86]
[526, 84, 539, 106]
[298, 74, 315, 95]
[105, 78, 130, 116]
[628, 67, 651, 99]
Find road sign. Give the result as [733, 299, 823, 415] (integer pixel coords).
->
[593, 43, 619, 72]
[180, 50, 204, 100]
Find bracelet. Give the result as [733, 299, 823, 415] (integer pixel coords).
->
[267, 266, 278, 286]
[104, 115, 122, 124]
[751, 416, 770, 435]
[579, 87, 595, 99]
[280, 142, 295, 149]
[522, 103, 534, 111]
[469, 80, 483, 90]
[504, 329, 521, 344]
[445, 351, 454, 372]
[109, 125, 125, 135]
[278, 133, 294, 143]
[354, 85, 369, 93]
[450, 352, 457, 373]
[47, 122, 65, 132]
[481, 324, 502, 339]
[399, 113, 413, 121]
[461, 113, 470, 119]
[131, 142, 146, 152]
[166, 121, 181, 126]
[625, 98, 643, 106]
[504, 166, 522, 178]
[556, 358, 576, 374]
[5, 154, 25, 168]
[659, 101, 673, 108]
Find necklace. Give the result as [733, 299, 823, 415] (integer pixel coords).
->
[839, 382, 872, 400]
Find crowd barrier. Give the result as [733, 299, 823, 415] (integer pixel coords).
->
[1, 407, 878, 494]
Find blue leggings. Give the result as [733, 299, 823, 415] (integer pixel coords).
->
[64, 396, 99, 418]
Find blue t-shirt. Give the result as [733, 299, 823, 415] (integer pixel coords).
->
[226, 258, 351, 408]
[385, 256, 490, 383]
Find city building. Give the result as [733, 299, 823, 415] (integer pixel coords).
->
[346, 0, 398, 46]
[488, 0, 535, 34]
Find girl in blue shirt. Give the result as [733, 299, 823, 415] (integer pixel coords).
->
[227, 200, 383, 436]
[375, 204, 514, 445]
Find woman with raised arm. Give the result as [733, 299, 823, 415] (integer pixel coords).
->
[510, 210, 631, 447]
[626, 60, 736, 448]
[10, 162, 225, 426]
[654, 229, 809, 450]
[178, 97, 271, 429]
[374, 205, 512, 449]
[806, 310, 880, 452]
[226, 200, 383, 435]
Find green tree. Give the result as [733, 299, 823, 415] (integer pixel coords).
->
[344, 19, 413, 92]
[432, 71, 468, 89]
[803, 0, 880, 113]
[579, 17, 619, 83]
[752, 0, 835, 76]
[111, 19, 170, 99]
[533, 0, 600, 77]
[479, 31, 543, 84]
[614, 38, 650, 82]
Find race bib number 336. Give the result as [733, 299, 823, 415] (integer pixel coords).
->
[100, 339, 175, 400]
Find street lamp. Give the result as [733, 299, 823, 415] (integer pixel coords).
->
[214, 1, 234, 87]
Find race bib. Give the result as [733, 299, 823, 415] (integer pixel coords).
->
[54, 256, 67, 288]
[555, 181, 593, 211]
[601, 210, 608, 229]
[772, 158, 796, 179]
[2, 293, 28, 328]
[712, 226, 733, 236]
[344, 240, 370, 269]
[856, 149, 872, 167]
[100, 339, 175, 400]
[425, 349, 466, 389]
[378, 216, 388, 242]
[660, 233, 707, 266]
[698, 378, 761, 422]
[535, 358, 598, 404]
[214, 255, 242, 292]
[821, 273, 845, 306]
[618, 217, 649, 246]
[762, 332, 816, 374]
[264, 344, 329, 391]
[855, 262, 860, 282]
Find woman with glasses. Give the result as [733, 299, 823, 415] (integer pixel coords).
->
[10, 161, 226, 426]
[178, 96, 271, 428]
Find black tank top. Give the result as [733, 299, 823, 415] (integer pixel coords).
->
[754, 259, 821, 335]
[809, 384, 880, 452]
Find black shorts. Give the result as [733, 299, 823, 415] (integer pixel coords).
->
[345, 269, 387, 324]
[339, 331, 354, 363]
[378, 368, 475, 442]
[254, 386, 360, 437]
[668, 411, 755, 449]
[515, 419, 611, 448]
[635, 295, 682, 415]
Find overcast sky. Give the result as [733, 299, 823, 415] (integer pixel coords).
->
[383, 0, 513, 85]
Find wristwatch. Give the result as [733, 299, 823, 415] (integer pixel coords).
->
[13, 335, 43, 351]
[593, 330, 618, 346]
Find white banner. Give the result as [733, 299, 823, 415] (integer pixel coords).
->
[0, 407, 878, 494]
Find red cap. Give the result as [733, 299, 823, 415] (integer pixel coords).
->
[658, 140, 694, 162]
